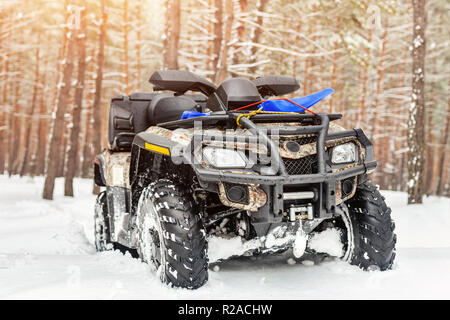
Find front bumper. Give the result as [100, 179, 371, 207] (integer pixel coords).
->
[190, 114, 376, 227]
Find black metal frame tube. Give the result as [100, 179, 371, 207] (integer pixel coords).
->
[237, 116, 287, 175]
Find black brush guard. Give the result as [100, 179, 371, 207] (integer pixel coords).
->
[160, 113, 376, 226]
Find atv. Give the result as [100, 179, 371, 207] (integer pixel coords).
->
[93, 70, 396, 289]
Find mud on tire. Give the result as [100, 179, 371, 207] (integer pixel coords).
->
[94, 191, 112, 252]
[344, 181, 396, 271]
[136, 178, 208, 289]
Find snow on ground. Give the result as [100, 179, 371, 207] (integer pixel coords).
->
[0, 175, 449, 299]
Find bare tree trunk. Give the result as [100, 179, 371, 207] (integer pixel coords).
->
[81, 109, 93, 178]
[0, 94, 5, 174]
[163, 0, 180, 69]
[436, 83, 450, 196]
[135, 0, 143, 91]
[20, 33, 41, 176]
[212, 0, 223, 78]
[91, 0, 108, 194]
[371, 26, 388, 140]
[58, 125, 69, 177]
[249, 0, 269, 75]
[230, 0, 248, 75]
[43, 11, 77, 200]
[392, 45, 409, 191]
[371, 26, 388, 186]
[123, 0, 130, 94]
[303, 24, 314, 96]
[424, 101, 434, 194]
[81, 47, 96, 178]
[0, 23, 9, 174]
[407, 0, 427, 204]
[292, 22, 301, 78]
[0, 15, 3, 174]
[34, 57, 49, 176]
[65, 2, 87, 196]
[329, 42, 338, 113]
[358, 31, 372, 129]
[9, 36, 24, 175]
[215, 0, 234, 83]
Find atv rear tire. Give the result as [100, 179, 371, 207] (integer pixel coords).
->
[343, 181, 396, 271]
[136, 179, 208, 289]
[94, 191, 112, 252]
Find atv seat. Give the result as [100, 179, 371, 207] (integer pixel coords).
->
[108, 92, 206, 151]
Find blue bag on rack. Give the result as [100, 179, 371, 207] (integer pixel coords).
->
[261, 88, 334, 112]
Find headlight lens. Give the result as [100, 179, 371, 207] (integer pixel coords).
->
[202, 147, 247, 168]
[331, 143, 356, 164]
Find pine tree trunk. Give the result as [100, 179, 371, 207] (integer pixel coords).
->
[249, 0, 269, 75]
[81, 47, 96, 178]
[391, 45, 409, 191]
[359, 31, 372, 129]
[65, 2, 87, 197]
[424, 102, 434, 194]
[303, 24, 314, 96]
[212, 0, 223, 78]
[163, 0, 180, 69]
[91, 0, 108, 195]
[215, 0, 234, 83]
[42, 14, 77, 200]
[34, 57, 49, 176]
[135, 0, 143, 91]
[230, 0, 248, 75]
[407, 0, 427, 204]
[0, 25, 9, 174]
[372, 26, 388, 186]
[20, 33, 41, 176]
[58, 125, 69, 177]
[329, 42, 338, 113]
[436, 84, 449, 196]
[9, 36, 24, 175]
[81, 109, 93, 178]
[0, 17, 3, 172]
[123, 0, 130, 94]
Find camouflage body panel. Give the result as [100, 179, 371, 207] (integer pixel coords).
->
[277, 134, 317, 159]
[146, 122, 361, 160]
[335, 177, 358, 205]
[143, 122, 364, 208]
[218, 182, 267, 212]
[102, 150, 131, 189]
[145, 126, 192, 146]
[327, 122, 346, 134]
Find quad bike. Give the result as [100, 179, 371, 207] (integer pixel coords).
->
[93, 70, 396, 289]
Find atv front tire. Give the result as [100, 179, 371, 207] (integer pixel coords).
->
[94, 191, 112, 252]
[343, 181, 396, 271]
[136, 179, 208, 289]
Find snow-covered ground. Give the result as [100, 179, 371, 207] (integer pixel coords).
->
[0, 175, 449, 299]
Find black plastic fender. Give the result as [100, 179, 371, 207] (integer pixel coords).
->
[129, 131, 187, 185]
[132, 132, 179, 156]
[94, 154, 107, 187]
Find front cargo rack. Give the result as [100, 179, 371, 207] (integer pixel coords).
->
[157, 112, 342, 130]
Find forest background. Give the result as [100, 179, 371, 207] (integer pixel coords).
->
[0, 0, 448, 203]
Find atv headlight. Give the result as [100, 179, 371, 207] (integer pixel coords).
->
[202, 147, 247, 168]
[331, 143, 356, 164]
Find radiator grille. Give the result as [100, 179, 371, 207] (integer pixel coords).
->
[281, 135, 318, 175]
[296, 135, 317, 146]
[283, 155, 318, 175]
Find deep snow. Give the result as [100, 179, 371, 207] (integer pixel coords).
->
[0, 175, 449, 299]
